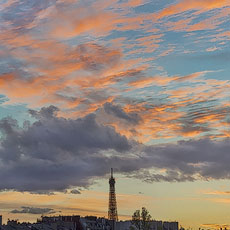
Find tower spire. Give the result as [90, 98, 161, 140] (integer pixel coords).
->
[108, 168, 118, 223]
[111, 168, 113, 178]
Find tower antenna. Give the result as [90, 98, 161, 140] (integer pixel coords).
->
[111, 168, 113, 177]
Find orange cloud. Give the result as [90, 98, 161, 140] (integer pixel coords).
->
[121, 0, 146, 8]
[51, 10, 118, 39]
[202, 190, 230, 195]
[158, 0, 230, 19]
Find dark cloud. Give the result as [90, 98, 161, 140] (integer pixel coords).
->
[75, 43, 121, 73]
[11, 206, 56, 215]
[70, 189, 81, 194]
[0, 106, 131, 192]
[175, 101, 230, 136]
[139, 138, 230, 182]
[28, 105, 59, 120]
[0, 106, 230, 192]
[29, 191, 55, 195]
[103, 102, 141, 124]
[1, 0, 56, 29]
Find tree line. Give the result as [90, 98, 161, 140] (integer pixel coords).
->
[130, 207, 152, 230]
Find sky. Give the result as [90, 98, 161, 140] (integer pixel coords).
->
[0, 0, 230, 229]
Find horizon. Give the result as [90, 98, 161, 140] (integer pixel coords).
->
[0, 0, 230, 229]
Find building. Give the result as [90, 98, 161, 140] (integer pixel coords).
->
[0, 216, 81, 230]
[163, 222, 178, 230]
[36, 215, 82, 230]
[150, 220, 163, 230]
[37, 215, 112, 230]
[116, 220, 178, 230]
[0, 215, 178, 230]
[80, 216, 111, 230]
[116, 220, 132, 230]
[1, 220, 31, 230]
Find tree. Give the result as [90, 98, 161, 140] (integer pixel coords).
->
[131, 210, 141, 230]
[131, 207, 152, 230]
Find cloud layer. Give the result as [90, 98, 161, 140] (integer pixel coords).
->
[0, 106, 229, 192]
[11, 206, 56, 215]
[0, 106, 131, 191]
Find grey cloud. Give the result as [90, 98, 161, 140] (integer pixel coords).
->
[48, 43, 122, 74]
[75, 43, 121, 73]
[179, 121, 211, 135]
[29, 191, 55, 195]
[1, 0, 56, 29]
[140, 138, 230, 182]
[28, 105, 59, 120]
[0, 106, 131, 192]
[0, 106, 230, 193]
[109, 68, 144, 83]
[104, 102, 141, 124]
[11, 206, 56, 215]
[175, 101, 230, 136]
[70, 189, 81, 194]
[130, 170, 195, 183]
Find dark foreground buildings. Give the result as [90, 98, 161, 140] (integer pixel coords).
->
[0, 215, 178, 230]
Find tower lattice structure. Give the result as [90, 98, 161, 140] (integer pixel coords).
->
[108, 168, 118, 222]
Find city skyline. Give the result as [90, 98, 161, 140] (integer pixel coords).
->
[0, 0, 230, 229]
[0, 212, 180, 230]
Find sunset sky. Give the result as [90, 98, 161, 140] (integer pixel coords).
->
[0, 0, 230, 229]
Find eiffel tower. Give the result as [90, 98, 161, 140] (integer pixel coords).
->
[108, 168, 118, 223]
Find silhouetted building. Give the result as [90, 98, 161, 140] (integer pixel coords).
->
[150, 220, 163, 230]
[0, 215, 179, 230]
[37, 215, 82, 230]
[80, 216, 111, 230]
[116, 220, 132, 230]
[35, 215, 111, 230]
[1, 220, 31, 230]
[163, 222, 178, 230]
[116, 220, 178, 230]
